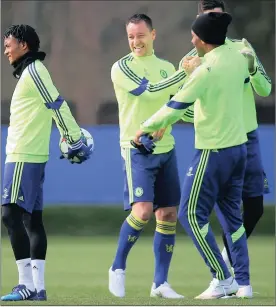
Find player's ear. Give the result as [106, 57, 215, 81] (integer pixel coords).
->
[20, 41, 28, 51]
[151, 29, 156, 41]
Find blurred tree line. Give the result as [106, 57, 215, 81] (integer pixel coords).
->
[1, 0, 274, 125]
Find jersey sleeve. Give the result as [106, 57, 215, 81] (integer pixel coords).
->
[111, 60, 188, 98]
[141, 65, 209, 132]
[181, 105, 194, 123]
[28, 62, 81, 144]
[246, 40, 272, 97]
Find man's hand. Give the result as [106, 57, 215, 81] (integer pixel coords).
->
[151, 128, 166, 141]
[240, 38, 256, 74]
[131, 131, 155, 155]
[182, 56, 202, 75]
[60, 137, 93, 164]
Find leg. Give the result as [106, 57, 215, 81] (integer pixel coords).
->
[1, 205, 37, 301]
[243, 195, 263, 238]
[23, 211, 47, 297]
[151, 206, 184, 298]
[2, 204, 30, 261]
[2, 204, 34, 287]
[219, 130, 265, 269]
[154, 207, 177, 288]
[152, 149, 181, 291]
[216, 199, 250, 287]
[23, 165, 47, 300]
[109, 148, 157, 297]
[1, 162, 39, 301]
[112, 201, 152, 271]
[178, 150, 231, 282]
[242, 130, 265, 238]
[216, 144, 251, 291]
[214, 204, 233, 267]
[215, 196, 264, 268]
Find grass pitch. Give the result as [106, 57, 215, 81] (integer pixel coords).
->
[1, 235, 275, 305]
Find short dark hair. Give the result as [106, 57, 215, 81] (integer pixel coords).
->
[126, 14, 153, 30]
[198, 0, 225, 13]
[3, 24, 40, 52]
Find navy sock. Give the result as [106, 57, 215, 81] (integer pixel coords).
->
[112, 213, 148, 270]
[153, 220, 176, 287]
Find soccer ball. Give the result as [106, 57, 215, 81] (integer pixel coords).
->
[59, 128, 94, 163]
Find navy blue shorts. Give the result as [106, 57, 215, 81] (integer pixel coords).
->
[243, 129, 269, 198]
[2, 162, 46, 213]
[121, 148, 181, 211]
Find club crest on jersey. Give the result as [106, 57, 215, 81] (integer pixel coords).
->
[134, 187, 143, 197]
[160, 69, 168, 78]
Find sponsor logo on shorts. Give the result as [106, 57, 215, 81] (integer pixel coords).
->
[186, 167, 194, 177]
[2, 188, 8, 199]
[134, 187, 144, 197]
[18, 195, 24, 201]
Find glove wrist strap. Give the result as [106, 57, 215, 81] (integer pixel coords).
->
[71, 139, 82, 150]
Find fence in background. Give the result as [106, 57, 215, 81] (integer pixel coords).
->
[1, 125, 275, 205]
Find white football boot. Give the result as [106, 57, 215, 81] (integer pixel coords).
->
[108, 267, 125, 298]
[236, 285, 253, 298]
[150, 282, 184, 299]
[195, 276, 239, 299]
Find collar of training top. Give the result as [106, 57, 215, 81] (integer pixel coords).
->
[12, 51, 46, 79]
[131, 49, 156, 61]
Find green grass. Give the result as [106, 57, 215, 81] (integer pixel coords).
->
[1, 236, 275, 305]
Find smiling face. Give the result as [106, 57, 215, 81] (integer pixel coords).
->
[126, 21, 156, 57]
[4, 35, 29, 64]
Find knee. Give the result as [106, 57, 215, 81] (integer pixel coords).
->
[2, 204, 21, 228]
[2, 206, 12, 228]
[24, 210, 44, 231]
[156, 207, 177, 222]
[132, 202, 153, 221]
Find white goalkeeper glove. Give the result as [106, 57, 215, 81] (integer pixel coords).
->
[240, 38, 256, 74]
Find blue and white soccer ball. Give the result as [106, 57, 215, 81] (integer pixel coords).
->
[59, 128, 94, 163]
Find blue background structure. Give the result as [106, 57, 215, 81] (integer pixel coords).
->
[1, 125, 274, 206]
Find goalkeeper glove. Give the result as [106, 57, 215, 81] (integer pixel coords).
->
[130, 134, 155, 155]
[240, 38, 256, 74]
[60, 137, 93, 164]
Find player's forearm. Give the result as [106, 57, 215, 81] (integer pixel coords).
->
[181, 105, 194, 123]
[250, 68, 272, 97]
[141, 102, 190, 132]
[146, 69, 188, 95]
[52, 100, 81, 143]
[131, 70, 188, 98]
